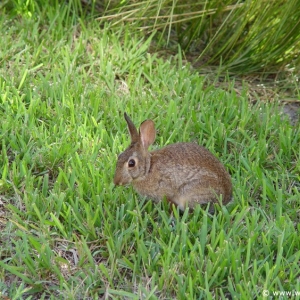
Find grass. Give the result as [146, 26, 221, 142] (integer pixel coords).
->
[98, 0, 300, 75]
[0, 3, 300, 299]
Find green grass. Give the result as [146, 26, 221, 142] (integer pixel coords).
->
[99, 0, 300, 75]
[0, 4, 300, 300]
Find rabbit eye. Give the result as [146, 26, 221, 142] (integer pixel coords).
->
[128, 159, 136, 168]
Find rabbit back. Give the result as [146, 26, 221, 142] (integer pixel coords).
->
[132, 142, 232, 210]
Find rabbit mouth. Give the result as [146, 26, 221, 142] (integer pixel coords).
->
[113, 175, 132, 186]
[115, 182, 130, 187]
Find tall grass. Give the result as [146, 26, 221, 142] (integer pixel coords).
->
[99, 0, 300, 75]
[4, 0, 300, 74]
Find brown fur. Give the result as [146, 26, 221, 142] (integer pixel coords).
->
[114, 113, 232, 211]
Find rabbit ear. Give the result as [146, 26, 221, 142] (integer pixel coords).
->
[139, 119, 156, 149]
[124, 112, 139, 143]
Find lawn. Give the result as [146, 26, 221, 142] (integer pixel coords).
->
[0, 2, 299, 299]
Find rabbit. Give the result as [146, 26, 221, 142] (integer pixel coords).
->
[113, 113, 232, 211]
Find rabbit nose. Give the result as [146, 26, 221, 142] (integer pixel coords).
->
[113, 175, 122, 186]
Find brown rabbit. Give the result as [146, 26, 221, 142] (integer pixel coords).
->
[113, 113, 232, 211]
